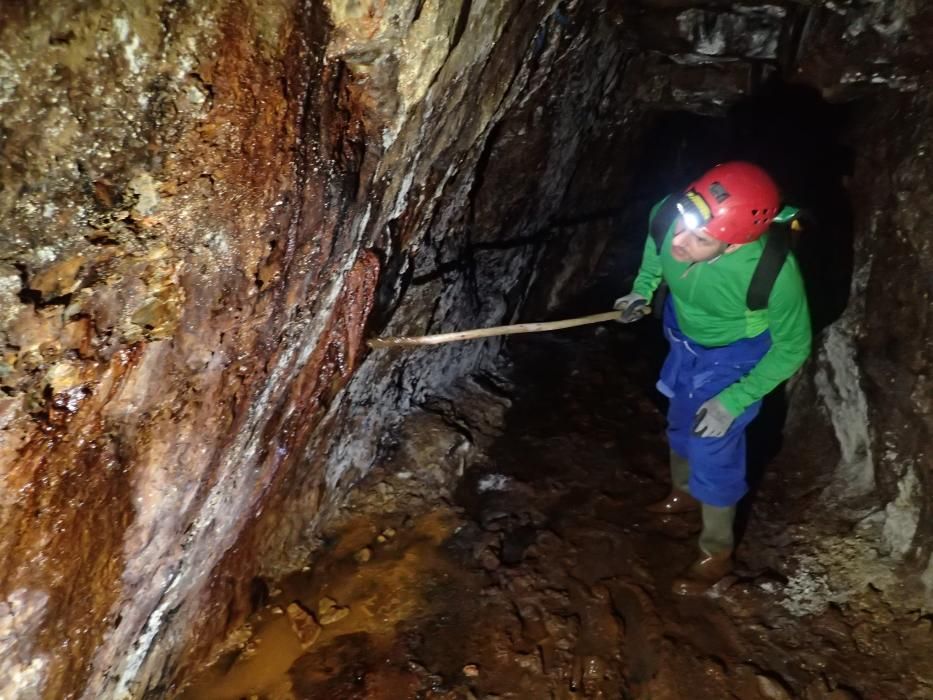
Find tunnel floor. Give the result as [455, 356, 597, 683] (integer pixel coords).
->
[181, 288, 920, 699]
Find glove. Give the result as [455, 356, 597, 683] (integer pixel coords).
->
[692, 398, 735, 438]
[613, 293, 649, 323]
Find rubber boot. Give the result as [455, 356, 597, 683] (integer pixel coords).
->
[671, 549, 734, 596]
[646, 450, 699, 514]
[671, 503, 736, 596]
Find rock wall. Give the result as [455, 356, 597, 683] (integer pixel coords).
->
[856, 92, 933, 565]
[0, 1, 632, 697]
[1, 0, 931, 698]
[772, 85, 933, 605]
[525, 0, 933, 679]
[550, 1, 933, 585]
[748, 2, 933, 622]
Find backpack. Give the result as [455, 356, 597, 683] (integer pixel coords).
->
[648, 195, 801, 314]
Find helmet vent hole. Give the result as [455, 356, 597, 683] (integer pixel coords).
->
[752, 209, 759, 215]
[754, 219, 761, 225]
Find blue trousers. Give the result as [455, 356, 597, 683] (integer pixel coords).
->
[657, 300, 771, 507]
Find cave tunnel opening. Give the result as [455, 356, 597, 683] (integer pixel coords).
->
[622, 79, 857, 335]
[3, 2, 932, 699]
[557, 77, 861, 543]
[181, 78, 904, 699]
[560, 77, 857, 332]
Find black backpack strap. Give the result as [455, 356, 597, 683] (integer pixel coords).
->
[747, 225, 790, 311]
[650, 195, 681, 253]
[648, 195, 680, 319]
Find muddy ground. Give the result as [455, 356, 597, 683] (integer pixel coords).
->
[180, 277, 928, 699]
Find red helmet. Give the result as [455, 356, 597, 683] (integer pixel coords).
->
[678, 162, 781, 244]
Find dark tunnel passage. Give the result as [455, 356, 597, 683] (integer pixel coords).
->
[1, 2, 931, 699]
[622, 81, 857, 336]
[609, 82, 859, 544]
[179, 84, 923, 699]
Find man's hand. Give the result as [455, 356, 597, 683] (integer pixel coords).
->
[613, 293, 649, 323]
[692, 398, 735, 438]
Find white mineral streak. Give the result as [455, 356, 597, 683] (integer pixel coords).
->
[0, 590, 50, 700]
[881, 464, 920, 557]
[814, 249, 875, 500]
[677, 6, 785, 60]
[814, 320, 875, 498]
[478, 473, 512, 492]
[113, 17, 144, 75]
[95, 246, 363, 699]
[778, 520, 900, 618]
[90, 2, 547, 691]
[922, 554, 933, 611]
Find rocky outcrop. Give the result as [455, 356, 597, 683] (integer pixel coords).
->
[0, 0, 931, 698]
[765, 86, 933, 617]
[0, 1, 633, 697]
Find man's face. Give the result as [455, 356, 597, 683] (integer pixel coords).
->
[670, 221, 728, 263]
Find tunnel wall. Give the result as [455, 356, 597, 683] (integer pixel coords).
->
[0, 1, 632, 697]
[542, 2, 933, 624]
[769, 85, 933, 611]
[0, 1, 931, 698]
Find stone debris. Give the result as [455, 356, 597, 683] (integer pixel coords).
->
[237, 641, 261, 663]
[183, 328, 932, 699]
[317, 597, 350, 626]
[376, 527, 398, 543]
[2, 1, 930, 698]
[354, 547, 373, 563]
[757, 674, 793, 700]
[285, 602, 321, 651]
[477, 474, 512, 493]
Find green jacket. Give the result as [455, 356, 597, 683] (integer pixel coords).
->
[632, 201, 812, 416]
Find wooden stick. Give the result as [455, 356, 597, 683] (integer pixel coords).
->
[367, 310, 623, 349]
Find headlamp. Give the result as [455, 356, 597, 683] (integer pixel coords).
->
[676, 198, 706, 231]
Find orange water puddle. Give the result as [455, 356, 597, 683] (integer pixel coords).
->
[181, 509, 470, 699]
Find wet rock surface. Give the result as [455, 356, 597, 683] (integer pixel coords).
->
[0, 2, 633, 696]
[182, 319, 932, 699]
[1, 1, 932, 698]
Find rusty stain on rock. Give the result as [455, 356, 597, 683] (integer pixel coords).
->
[0, 0, 930, 699]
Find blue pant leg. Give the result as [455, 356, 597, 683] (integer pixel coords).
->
[679, 330, 771, 507]
[665, 372, 704, 461]
[687, 400, 762, 506]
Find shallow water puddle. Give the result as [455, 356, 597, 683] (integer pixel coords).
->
[181, 509, 471, 699]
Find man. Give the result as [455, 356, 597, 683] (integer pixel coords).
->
[614, 161, 811, 595]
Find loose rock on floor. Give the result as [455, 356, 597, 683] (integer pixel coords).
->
[181, 318, 930, 699]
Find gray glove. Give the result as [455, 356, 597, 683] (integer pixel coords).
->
[613, 293, 649, 323]
[692, 398, 735, 438]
